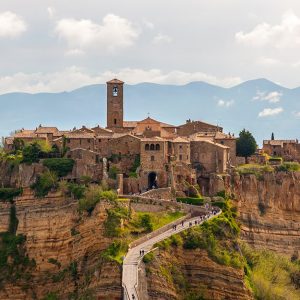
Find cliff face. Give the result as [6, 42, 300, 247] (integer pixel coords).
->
[232, 171, 300, 256]
[144, 248, 253, 300]
[0, 189, 122, 300]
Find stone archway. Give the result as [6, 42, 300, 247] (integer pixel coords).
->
[148, 172, 157, 189]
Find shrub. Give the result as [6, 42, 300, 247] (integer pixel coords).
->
[277, 162, 300, 172]
[108, 165, 119, 180]
[43, 158, 75, 177]
[68, 183, 86, 199]
[102, 240, 128, 264]
[48, 258, 61, 268]
[143, 252, 154, 264]
[0, 188, 22, 202]
[104, 206, 129, 237]
[177, 197, 204, 206]
[22, 142, 41, 164]
[100, 190, 118, 202]
[31, 170, 58, 198]
[42, 293, 59, 300]
[140, 214, 154, 232]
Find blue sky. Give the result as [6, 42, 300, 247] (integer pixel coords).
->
[1, 0, 300, 93]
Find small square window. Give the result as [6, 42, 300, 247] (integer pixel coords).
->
[151, 156, 155, 161]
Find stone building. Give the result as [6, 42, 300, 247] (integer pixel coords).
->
[262, 140, 300, 161]
[4, 78, 237, 195]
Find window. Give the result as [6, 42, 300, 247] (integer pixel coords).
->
[151, 156, 155, 161]
[114, 119, 117, 125]
[179, 154, 183, 161]
[150, 144, 155, 150]
[145, 144, 150, 151]
[220, 141, 224, 145]
[155, 144, 160, 151]
[99, 139, 101, 142]
[113, 85, 118, 96]
[179, 145, 182, 149]
[87, 139, 91, 143]
[79, 139, 82, 145]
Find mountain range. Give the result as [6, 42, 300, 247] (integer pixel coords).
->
[1, 78, 299, 146]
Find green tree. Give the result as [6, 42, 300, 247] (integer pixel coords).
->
[22, 142, 41, 164]
[236, 129, 257, 160]
[271, 132, 275, 140]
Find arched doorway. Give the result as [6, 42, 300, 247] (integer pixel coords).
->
[148, 172, 157, 189]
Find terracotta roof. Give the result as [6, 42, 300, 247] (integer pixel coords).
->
[106, 78, 124, 84]
[14, 130, 37, 138]
[141, 136, 167, 142]
[172, 137, 190, 143]
[263, 140, 297, 146]
[123, 121, 138, 128]
[178, 120, 221, 130]
[64, 133, 95, 139]
[192, 139, 229, 149]
[35, 127, 58, 134]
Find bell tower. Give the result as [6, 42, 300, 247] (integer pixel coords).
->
[106, 78, 124, 129]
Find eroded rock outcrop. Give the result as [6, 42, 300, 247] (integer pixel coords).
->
[232, 171, 300, 256]
[144, 248, 253, 300]
[0, 189, 122, 300]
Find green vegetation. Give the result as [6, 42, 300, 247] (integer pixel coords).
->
[42, 292, 59, 300]
[0, 188, 22, 202]
[143, 251, 155, 264]
[0, 204, 36, 286]
[31, 170, 58, 198]
[242, 244, 300, 300]
[22, 142, 42, 164]
[78, 186, 118, 214]
[104, 206, 130, 237]
[101, 240, 128, 264]
[236, 129, 257, 159]
[129, 154, 140, 178]
[177, 197, 204, 206]
[43, 158, 75, 177]
[108, 165, 120, 180]
[276, 162, 300, 172]
[67, 183, 86, 200]
[48, 258, 61, 268]
[236, 164, 274, 177]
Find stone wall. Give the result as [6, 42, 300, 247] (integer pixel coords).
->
[141, 188, 173, 200]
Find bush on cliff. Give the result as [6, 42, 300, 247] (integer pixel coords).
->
[176, 197, 204, 206]
[31, 170, 58, 198]
[22, 142, 41, 164]
[276, 162, 300, 172]
[0, 188, 22, 202]
[101, 240, 128, 264]
[43, 158, 75, 177]
[104, 206, 130, 237]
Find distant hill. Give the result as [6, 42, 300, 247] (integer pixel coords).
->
[1, 78, 299, 146]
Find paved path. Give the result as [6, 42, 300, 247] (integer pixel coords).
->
[122, 210, 222, 300]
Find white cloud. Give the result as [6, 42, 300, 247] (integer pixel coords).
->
[55, 14, 140, 53]
[236, 11, 300, 48]
[258, 107, 283, 117]
[253, 91, 282, 103]
[153, 33, 172, 44]
[292, 111, 300, 118]
[0, 67, 242, 94]
[47, 7, 56, 19]
[257, 57, 281, 66]
[0, 11, 27, 38]
[143, 20, 154, 30]
[65, 49, 85, 56]
[217, 99, 234, 107]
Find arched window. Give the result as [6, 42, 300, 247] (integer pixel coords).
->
[155, 144, 160, 151]
[150, 144, 155, 150]
[145, 144, 150, 151]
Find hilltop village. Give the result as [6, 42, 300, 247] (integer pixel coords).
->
[3, 79, 238, 195]
[3, 78, 300, 195]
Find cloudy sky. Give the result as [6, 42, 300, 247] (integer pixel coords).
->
[1, 0, 300, 93]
